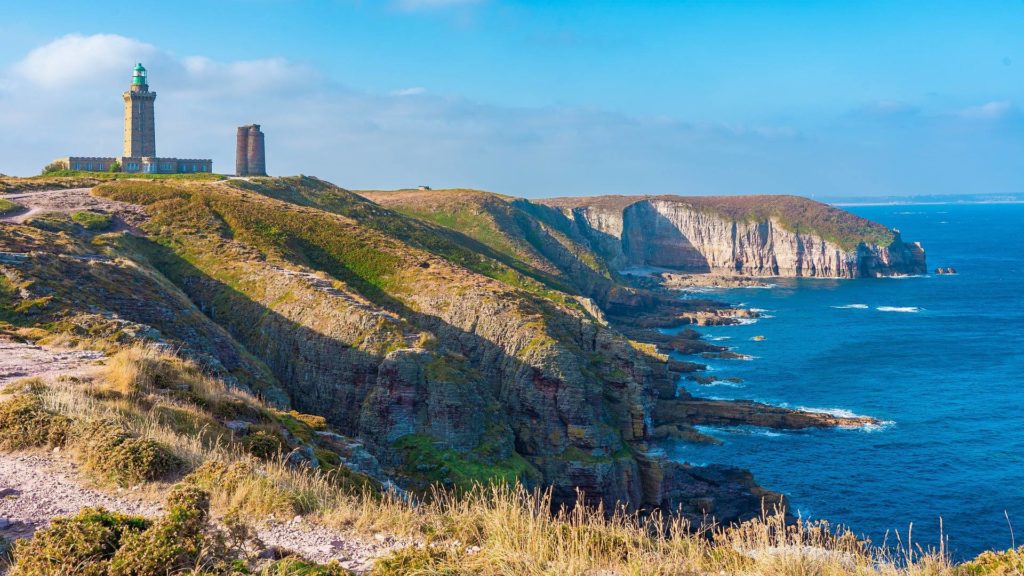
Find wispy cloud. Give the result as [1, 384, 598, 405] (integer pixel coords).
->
[960, 100, 1016, 120]
[391, 87, 427, 96]
[393, 0, 480, 11]
[852, 100, 921, 119]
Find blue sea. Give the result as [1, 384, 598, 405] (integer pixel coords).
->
[661, 203, 1024, 559]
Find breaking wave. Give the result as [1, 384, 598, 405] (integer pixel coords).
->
[832, 303, 869, 309]
[876, 306, 921, 313]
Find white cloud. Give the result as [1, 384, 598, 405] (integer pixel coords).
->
[12, 33, 158, 89]
[960, 100, 1015, 120]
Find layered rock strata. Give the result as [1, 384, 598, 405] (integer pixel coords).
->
[537, 195, 926, 278]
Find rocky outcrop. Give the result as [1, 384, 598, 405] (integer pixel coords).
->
[538, 196, 926, 278]
[654, 398, 880, 430]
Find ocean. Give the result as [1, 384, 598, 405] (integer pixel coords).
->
[660, 203, 1024, 559]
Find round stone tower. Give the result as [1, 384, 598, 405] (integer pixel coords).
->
[235, 124, 266, 176]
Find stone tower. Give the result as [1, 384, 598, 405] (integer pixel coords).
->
[235, 124, 266, 176]
[123, 63, 157, 158]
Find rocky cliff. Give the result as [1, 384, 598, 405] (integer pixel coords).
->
[537, 195, 926, 278]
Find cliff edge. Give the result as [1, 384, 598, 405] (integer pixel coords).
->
[534, 195, 926, 278]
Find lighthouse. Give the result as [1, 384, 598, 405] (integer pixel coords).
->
[122, 63, 157, 158]
[54, 63, 212, 174]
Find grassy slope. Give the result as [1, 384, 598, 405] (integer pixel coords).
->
[92, 178, 606, 486]
[541, 194, 896, 250]
[232, 177, 597, 309]
[0, 172, 224, 194]
[358, 187, 613, 296]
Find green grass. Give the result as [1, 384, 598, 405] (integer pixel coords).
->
[35, 170, 224, 181]
[0, 198, 22, 215]
[393, 433, 538, 490]
[72, 210, 113, 231]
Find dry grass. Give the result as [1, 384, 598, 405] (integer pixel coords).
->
[1, 345, 995, 575]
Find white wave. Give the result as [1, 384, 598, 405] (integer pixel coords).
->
[832, 304, 869, 309]
[796, 406, 862, 418]
[876, 306, 921, 313]
[860, 420, 896, 433]
[881, 274, 927, 279]
[748, 308, 772, 313]
[733, 318, 759, 326]
[708, 336, 732, 341]
[702, 380, 745, 389]
[795, 406, 888, 426]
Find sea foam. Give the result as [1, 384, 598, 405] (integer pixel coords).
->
[832, 304, 869, 309]
[876, 306, 921, 313]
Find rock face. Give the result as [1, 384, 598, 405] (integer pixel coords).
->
[537, 196, 926, 278]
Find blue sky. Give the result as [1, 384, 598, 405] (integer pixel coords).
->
[0, 0, 1021, 197]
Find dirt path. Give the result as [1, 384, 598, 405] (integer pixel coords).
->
[0, 340, 106, 387]
[0, 340, 410, 572]
[0, 451, 406, 572]
[0, 188, 147, 231]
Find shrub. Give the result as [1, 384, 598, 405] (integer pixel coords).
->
[108, 484, 212, 575]
[78, 420, 181, 486]
[0, 395, 71, 450]
[245, 429, 285, 459]
[185, 460, 306, 519]
[963, 546, 1024, 576]
[369, 546, 463, 576]
[26, 212, 76, 233]
[9, 507, 149, 576]
[40, 161, 68, 175]
[71, 210, 113, 231]
[103, 345, 182, 395]
[260, 558, 351, 575]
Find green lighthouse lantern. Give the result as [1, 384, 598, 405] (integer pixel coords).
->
[132, 63, 147, 86]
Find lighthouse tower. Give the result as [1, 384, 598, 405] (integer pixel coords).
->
[123, 63, 157, 158]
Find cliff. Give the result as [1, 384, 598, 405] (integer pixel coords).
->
[536, 195, 926, 278]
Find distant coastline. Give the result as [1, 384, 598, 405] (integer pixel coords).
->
[826, 193, 1024, 206]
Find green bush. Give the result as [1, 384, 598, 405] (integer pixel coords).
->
[40, 161, 68, 175]
[9, 507, 149, 576]
[0, 395, 71, 450]
[26, 212, 76, 233]
[369, 546, 464, 576]
[71, 210, 113, 231]
[260, 558, 351, 575]
[244, 429, 285, 459]
[78, 420, 181, 486]
[108, 484, 212, 575]
[963, 546, 1024, 576]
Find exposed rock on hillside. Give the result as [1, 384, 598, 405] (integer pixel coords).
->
[535, 195, 926, 278]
